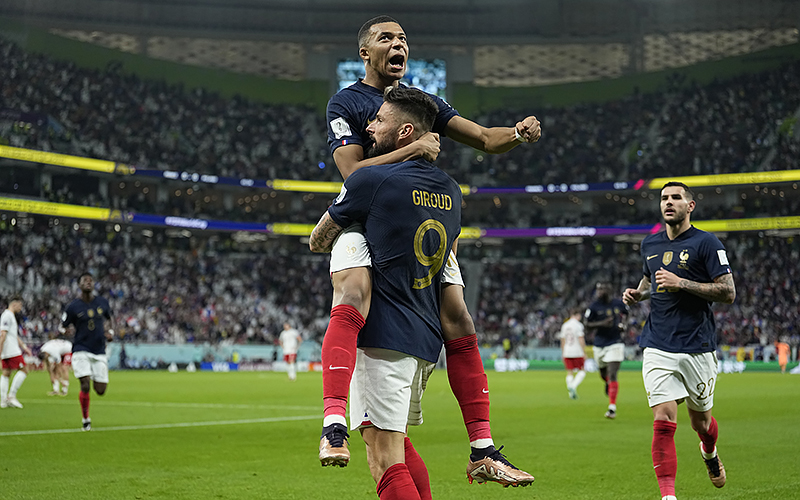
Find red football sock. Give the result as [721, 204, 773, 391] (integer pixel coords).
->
[444, 334, 492, 443]
[404, 437, 432, 500]
[608, 381, 619, 405]
[699, 417, 718, 454]
[79, 390, 90, 419]
[322, 304, 365, 418]
[652, 420, 678, 498]
[376, 463, 422, 500]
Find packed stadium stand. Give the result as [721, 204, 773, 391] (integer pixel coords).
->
[1, 32, 799, 362]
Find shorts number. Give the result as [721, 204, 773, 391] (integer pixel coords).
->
[696, 377, 715, 400]
[87, 319, 95, 331]
[412, 219, 447, 290]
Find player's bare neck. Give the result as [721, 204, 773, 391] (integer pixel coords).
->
[362, 72, 399, 92]
[666, 221, 691, 240]
[81, 292, 94, 303]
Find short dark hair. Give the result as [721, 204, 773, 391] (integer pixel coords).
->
[9, 294, 22, 303]
[358, 15, 399, 48]
[79, 272, 93, 280]
[382, 86, 438, 136]
[662, 181, 694, 200]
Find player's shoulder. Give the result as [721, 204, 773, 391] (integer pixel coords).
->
[691, 227, 724, 246]
[641, 231, 667, 247]
[328, 81, 374, 106]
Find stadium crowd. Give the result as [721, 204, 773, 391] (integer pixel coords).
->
[0, 221, 332, 347]
[2, 37, 800, 189]
[1, 221, 797, 356]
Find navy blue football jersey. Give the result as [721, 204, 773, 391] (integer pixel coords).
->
[326, 80, 459, 156]
[327, 158, 462, 362]
[62, 296, 112, 355]
[639, 226, 732, 353]
[585, 298, 628, 347]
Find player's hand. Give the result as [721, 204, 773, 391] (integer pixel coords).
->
[516, 116, 541, 143]
[655, 268, 682, 289]
[417, 132, 441, 162]
[106, 329, 115, 341]
[23, 346, 32, 356]
[622, 288, 642, 306]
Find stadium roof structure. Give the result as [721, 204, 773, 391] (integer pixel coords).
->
[2, 0, 799, 84]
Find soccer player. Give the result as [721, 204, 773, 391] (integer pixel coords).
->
[39, 337, 73, 395]
[0, 295, 31, 409]
[584, 281, 628, 419]
[279, 322, 303, 381]
[62, 272, 116, 431]
[319, 14, 539, 484]
[559, 308, 586, 399]
[623, 182, 735, 500]
[313, 86, 511, 500]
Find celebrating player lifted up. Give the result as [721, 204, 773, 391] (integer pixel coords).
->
[62, 272, 116, 431]
[317, 15, 539, 486]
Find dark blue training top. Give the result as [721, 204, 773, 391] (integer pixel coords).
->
[326, 80, 459, 156]
[327, 159, 462, 363]
[585, 298, 628, 347]
[62, 296, 112, 355]
[639, 226, 732, 353]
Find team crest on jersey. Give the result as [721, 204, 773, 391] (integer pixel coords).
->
[87, 309, 95, 318]
[98, 307, 104, 315]
[678, 250, 690, 269]
[330, 117, 352, 139]
[662, 251, 673, 266]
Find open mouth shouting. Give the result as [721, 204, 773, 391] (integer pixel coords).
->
[388, 53, 406, 73]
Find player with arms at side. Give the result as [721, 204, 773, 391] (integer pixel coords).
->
[62, 272, 116, 431]
[558, 308, 586, 400]
[0, 295, 31, 409]
[584, 281, 628, 419]
[279, 322, 303, 381]
[319, 15, 539, 484]
[623, 182, 735, 500]
[39, 337, 73, 396]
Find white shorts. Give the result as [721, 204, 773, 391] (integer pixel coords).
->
[44, 353, 62, 364]
[330, 225, 464, 287]
[642, 347, 718, 412]
[594, 343, 625, 368]
[349, 347, 435, 433]
[71, 351, 109, 383]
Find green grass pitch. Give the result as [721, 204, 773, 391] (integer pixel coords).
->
[2, 368, 798, 499]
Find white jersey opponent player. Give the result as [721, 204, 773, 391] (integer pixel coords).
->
[279, 323, 303, 381]
[1, 295, 31, 409]
[558, 308, 586, 399]
[39, 338, 73, 396]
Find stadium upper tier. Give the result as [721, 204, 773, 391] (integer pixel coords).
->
[2, 37, 799, 188]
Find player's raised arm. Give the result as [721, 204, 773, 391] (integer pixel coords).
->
[333, 133, 440, 180]
[444, 114, 541, 155]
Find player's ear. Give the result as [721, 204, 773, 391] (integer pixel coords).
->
[687, 199, 696, 213]
[359, 47, 370, 64]
[397, 122, 414, 141]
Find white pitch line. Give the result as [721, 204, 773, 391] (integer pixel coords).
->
[21, 399, 319, 411]
[0, 414, 320, 437]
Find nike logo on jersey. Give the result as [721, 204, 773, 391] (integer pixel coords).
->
[328, 366, 349, 370]
[482, 389, 489, 394]
[647, 254, 658, 260]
